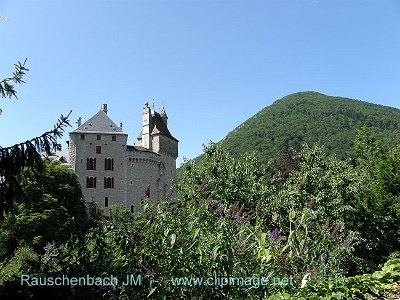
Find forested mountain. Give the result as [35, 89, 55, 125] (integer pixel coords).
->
[217, 91, 400, 163]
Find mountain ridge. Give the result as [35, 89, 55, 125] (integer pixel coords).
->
[208, 91, 400, 164]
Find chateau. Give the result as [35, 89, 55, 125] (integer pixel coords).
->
[60, 102, 178, 212]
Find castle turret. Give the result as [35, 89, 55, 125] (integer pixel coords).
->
[141, 102, 152, 150]
[160, 103, 168, 126]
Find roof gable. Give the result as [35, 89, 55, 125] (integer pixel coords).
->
[71, 110, 125, 134]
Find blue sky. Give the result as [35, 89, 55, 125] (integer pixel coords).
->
[1, 0, 400, 166]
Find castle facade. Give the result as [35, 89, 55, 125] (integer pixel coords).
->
[65, 102, 178, 212]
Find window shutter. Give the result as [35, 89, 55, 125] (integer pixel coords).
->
[104, 177, 106, 188]
[86, 177, 89, 188]
[94, 177, 97, 188]
[112, 177, 114, 189]
[94, 158, 96, 170]
[112, 158, 114, 171]
[86, 158, 89, 170]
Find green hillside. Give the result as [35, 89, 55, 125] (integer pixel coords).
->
[217, 91, 400, 163]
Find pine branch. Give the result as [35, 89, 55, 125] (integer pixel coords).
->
[0, 111, 72, 218]
[0, 59, 29, 114]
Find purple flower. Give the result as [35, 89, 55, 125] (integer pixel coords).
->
[168, 188, 175, 197]
[306, 223, 312, 235]
[267, 228, 280, 241]
[284, 268, 293, 276]
[232, 245, 239, 253]
[321, 253, 328, 264]
[146, 269, 153, 275]
[199, 180, 210, 192]
[211, 200, 222, 208]
[301, 245, 307, 254]
[218, 207, 225, 217]
[307, 266, 316, 278]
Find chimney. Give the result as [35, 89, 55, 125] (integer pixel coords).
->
[120, 122, 123, 130]
[102, 103, 108, 114]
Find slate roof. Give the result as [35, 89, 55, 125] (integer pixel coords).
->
[137, 111, 178, 142]
[71, 110, 126, 134]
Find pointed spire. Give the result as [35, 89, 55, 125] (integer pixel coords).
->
[160, 101, 166, 116]
[160, 101, 168, 126]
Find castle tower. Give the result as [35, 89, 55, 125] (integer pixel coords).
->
[141, 102, 152, 150]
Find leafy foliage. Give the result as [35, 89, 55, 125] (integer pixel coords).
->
[178, 142, 270, 212]
[216, 91, 400, 164]
[0, 160, 90, 299]
[270, 259, 400, 300]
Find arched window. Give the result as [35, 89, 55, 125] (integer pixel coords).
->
[87, 157, 96, 170]
[104, 177, 114, 188]
[105, 158, 114, 170]
[86, 176, 96, 188]
[130, 205, 135, 213]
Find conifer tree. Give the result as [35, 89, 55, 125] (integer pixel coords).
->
[0, 60, 71, 217]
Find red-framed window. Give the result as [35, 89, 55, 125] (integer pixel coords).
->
[104, 177, 114, 188]
[105, 158, 114, 170]
[87, 157, 96, 170]
[86, 176, 96, 188]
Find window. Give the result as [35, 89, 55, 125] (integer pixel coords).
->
[105, 197, 109, 208]
[104, 177, 114, 188]
[96, 146, 101, 154]
[80, 134, 85, 140]
[105, 158, 114, 170]
[112, 135, 116, 141]
[86, 157, 96, 170]
[86, 176, 96, 188]
[130, 205, 135, 213]
[97, 135, 101, 140]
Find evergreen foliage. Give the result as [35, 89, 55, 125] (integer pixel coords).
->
[218, 91, 400, 164]
[0, 60, 72, 217]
